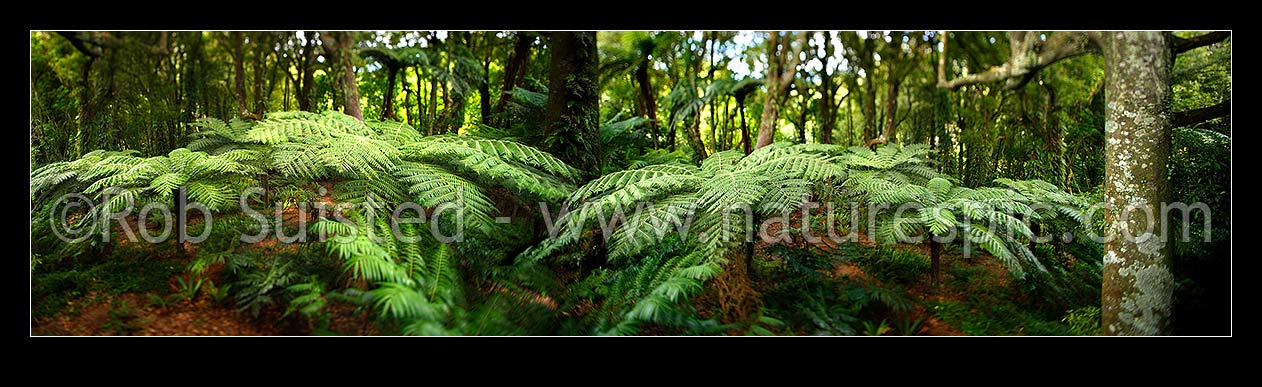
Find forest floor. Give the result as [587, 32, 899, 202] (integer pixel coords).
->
[33, 185, 1060, 336]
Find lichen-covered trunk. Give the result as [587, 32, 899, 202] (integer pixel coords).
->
[544, 31, 602, 181]
[1100, 31, 1174, 336]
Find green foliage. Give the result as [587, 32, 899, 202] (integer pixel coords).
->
[1061, 306, 1101, 336]
[849, 246, 930, 285]
[104, 298, 146, 335]
[31, 253, 183, 318]
[848, 145, 1051, 277]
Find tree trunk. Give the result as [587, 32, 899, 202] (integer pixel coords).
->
[479, 55, 492, 123]
[251, 33, 268, 116]
[796, 94, 808, 144]
[544, 32, 602, 180]
[861, 35, 878, 143]
[383, 65, 398, 119]
[635, 59, 660, 148]
[846, 89, 855, 146]
[739, 98, 750, 154]
[819, 77, 835, 145]
[321, 31, 363, 121]
[298, 32, 317, 112]
[930, 235, 941, 289]
[1100, 32, 1174, 336]
[884, 73, 902, 143]
[754, 32, 808, 150]
[496, 33, 533, 118]
[230, 32, 248, 117]
[174, 186, 187, 259]
[428, 77, 438, 131]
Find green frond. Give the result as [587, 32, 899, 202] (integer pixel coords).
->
[700, 149, 744, 173]
[417, 135, 582, 181]
[373, 282, 434, 320]
[920, 206, 957, 236]
[570, 165, 697, 202]
[185, 180, 233, 210]
[146, 173, 188, 196]
[316, 135, 401, 179]
[269, 143, 328, 181]
[699, 171, 768, 211]
[606, 194, 701, 261]
[755, 153, 848, 182]
[366, 119, 425, 145]
[333, 234, 416, 286]
[401, 139, 573, 201]
[759, 178, 812, 214]
[965, 224, 1023, 277]
[393, 161, 496, 231]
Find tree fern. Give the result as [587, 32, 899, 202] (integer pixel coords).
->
[523, 142, 850, 331]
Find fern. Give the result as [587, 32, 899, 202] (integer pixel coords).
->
[525, 142, 850, 331]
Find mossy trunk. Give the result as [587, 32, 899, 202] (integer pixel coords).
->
[543, 31, 602, 181]
[1100, 32, 1174, 336]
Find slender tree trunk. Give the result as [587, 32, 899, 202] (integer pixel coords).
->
[861, 36, 878, 143]
[635, 60, 660, 148]
[299, 31, 317, 112]
[685, 60, 707, 159]
[544, 32, 602, 180]
[739, 98, 750, 154]
[846, 90, 855, 146]
[1100, 32, 1174, 336]
[403, 80, 413, 126]
[796, 95, 808, 144]
[230, 32, 248, 117]
[252, 33, 268, 116]
[383, 65, 398, 119]
[930, 236, 941, 289]
[722, 97, 731, 151]
[428, 77, 438, 131]
[479, 56, 492, 122]
[283, 70, 290, 111]
[496, 33, 533, 117]
[413, 66, 422, 127]
[174, 186, 187, 259]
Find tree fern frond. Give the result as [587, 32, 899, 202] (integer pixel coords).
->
[700, 149, 744, 173]
[373, 282, 434, 320]
[420, 136, 581, 181]
[317, 135, 401, 179]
